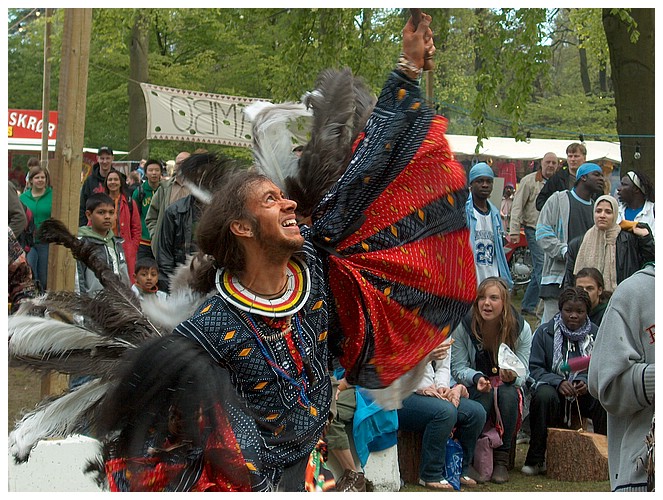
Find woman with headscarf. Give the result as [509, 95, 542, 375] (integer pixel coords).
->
[521, 286, 607, 476]
[564, 194, 654, 292]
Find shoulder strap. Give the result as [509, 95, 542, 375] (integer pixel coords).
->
[137, 184, 145, 206]
[493, 385, 503, 429]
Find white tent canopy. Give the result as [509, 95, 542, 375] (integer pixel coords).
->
[445, 134, 621, 164]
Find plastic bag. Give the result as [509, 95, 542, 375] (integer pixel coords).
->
[498, 343, 526, 378]
[445, 437, 463, 491]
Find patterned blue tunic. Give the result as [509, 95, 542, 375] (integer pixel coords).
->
[174, 237, 331, 487]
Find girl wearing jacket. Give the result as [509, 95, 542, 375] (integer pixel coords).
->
[104, 169, 141, 280]
[451, 276, 531, 484]
[521, 286, 607, 476]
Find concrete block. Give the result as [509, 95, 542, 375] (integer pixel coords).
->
[326, 436, 401, 492]
[8, 435, 104, 492]
[363, 445, 401, 492]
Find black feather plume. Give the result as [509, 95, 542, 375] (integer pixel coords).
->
[36, 218, 160, 341]
[178, 152, 238, 204]
[90, 335, 255, 491]
[287, 68, 376, 220]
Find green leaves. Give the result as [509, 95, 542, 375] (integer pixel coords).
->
[7, 7, 627, 161]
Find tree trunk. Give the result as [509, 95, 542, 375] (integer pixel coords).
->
[598, 68, 607, 93]
[46, 8, 93, 397]
[603, 8, 655, 182]
[578, 44, 591, 95]
[128, 10, 149, 162]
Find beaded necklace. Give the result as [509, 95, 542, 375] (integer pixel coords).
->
[240, 311, 317, 410]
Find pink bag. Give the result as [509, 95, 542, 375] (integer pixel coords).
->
[472, 422, 503, 482]
[472, 386, 504, 482]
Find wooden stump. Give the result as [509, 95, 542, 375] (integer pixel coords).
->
[546, 428, 608, 482]
[397, 430, 422, 485]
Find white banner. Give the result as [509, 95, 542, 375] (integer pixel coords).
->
[140, 83, 269, 147]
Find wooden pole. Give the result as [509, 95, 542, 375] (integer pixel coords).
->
[40, 8, 52, 166]
[42, 8, 93, 398]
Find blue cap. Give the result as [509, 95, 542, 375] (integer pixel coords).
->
[469, 162, 495, 183]
[575, 162, 602, 180]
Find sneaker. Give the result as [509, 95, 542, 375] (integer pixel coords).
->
[521, 462, 546, 476]
[335, 469, 366, 492]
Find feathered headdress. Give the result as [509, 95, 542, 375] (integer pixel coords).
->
[245, 68, 376, 221]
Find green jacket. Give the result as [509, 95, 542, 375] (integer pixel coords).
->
[19, 186, 53, 243]
[132, 180, 159, 243]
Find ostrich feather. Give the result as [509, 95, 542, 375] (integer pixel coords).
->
[36, 218, 161, 341]
[8, 315, 133, 377]
[178, 152, 237, 194]
[244, 101, 312, 191]
[141, 289, 209, 333]
[9, 378, 110, 463]
[177, 152, 239, 207]
[287, 68, 377, 220]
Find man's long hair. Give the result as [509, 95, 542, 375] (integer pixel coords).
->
[189, 169, 269, 293]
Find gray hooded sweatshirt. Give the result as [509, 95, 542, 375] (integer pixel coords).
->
[588, 263, 655, 492]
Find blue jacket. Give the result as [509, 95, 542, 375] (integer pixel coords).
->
[465, 194, 513, 289]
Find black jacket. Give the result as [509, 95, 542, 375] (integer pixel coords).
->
[564, 224, 655, 289]
[79, 163, 106, 226]
[535, 167, 573, 211]
[529, 318, 599, 390]
[155, 194, 200, 292]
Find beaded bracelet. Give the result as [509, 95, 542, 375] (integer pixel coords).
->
[396, 53, 422, 80]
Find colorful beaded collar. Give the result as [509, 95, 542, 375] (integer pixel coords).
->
[215, 255, 311, 318]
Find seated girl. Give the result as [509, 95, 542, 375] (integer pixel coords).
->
[451, 276, 532, 484]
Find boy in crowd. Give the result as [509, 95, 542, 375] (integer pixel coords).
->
[76, 193, 130, 297]
[131, 257, 168, 300]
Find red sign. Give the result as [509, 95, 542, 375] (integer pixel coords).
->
[8, 109, 58, 140]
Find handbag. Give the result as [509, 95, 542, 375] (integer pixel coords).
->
[472, 386, 504, 483]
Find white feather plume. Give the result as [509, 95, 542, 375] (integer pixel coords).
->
[183, 181, 213, 205]
[244, 101, 312, 191]
[9, 315, 134, 356]
[140, 289, 210, 333]
[9, 378, 109, 462]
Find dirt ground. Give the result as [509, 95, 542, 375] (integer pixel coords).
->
[8, 367, 44, 433]
[7, 361, 609, 492]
